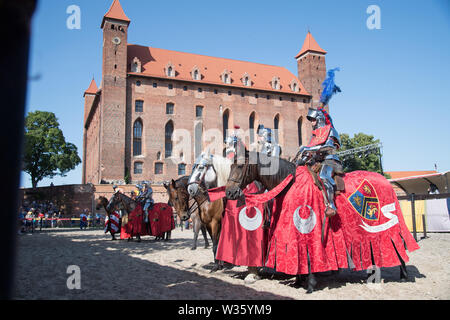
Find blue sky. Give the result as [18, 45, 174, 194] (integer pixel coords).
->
[21, 0, 450, 188]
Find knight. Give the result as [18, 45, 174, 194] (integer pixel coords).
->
[256, 125, 281, 157]
[137, 181, 154, 223]
[296, 68, 343, 217]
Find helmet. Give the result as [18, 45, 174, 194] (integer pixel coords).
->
[306, 108, 327, 130]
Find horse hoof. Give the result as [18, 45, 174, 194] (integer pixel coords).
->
[306, 287, 314, 294]
[244, 273, 260, 284]
[191, 247, 197, 251]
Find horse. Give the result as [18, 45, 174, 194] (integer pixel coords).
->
[95, 196, 121, 240]
[165, 176, 224, 272]
[107, 192, 173, 242]
[187, 151, 279, 283]
[165, 178, 209, 250]
[225, 150, 418, 293]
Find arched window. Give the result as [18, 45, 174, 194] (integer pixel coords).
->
[222, 109, 229, 142]
[165, 121, 174, 158]
[178, 163, 186, 175]
[249, 112, 255, 144]
[133, 120, 143, 156]
[274, 114, 280, 143]
[194, 122, 203, 159]
[168, 66, 173, 77]
[298, 117, 303, 146]
[194, 69, 199, 80]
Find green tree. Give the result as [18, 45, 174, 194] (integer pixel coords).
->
[23, 111, 81, 188]
[339, 132, 388, 177]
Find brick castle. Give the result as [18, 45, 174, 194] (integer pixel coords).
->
[83, 0, 329, 185]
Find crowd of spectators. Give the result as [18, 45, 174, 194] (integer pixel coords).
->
[18, 200, 105, 234]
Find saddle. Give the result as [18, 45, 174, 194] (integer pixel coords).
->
[307, 162, 345, 194]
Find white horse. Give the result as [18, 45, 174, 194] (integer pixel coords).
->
[187, 150, 263, 284]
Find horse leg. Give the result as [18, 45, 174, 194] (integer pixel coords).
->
[392, 243, 408, 282]
[306, 252, 317, 294]
[137, 234, 141, 242]
[192, 227, 199, 250]
[244, 266, 261, 284]
[209, 222, 222, 273]
[201, 225, 209, 249]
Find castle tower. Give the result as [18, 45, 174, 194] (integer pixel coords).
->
[296, 32, 327, 109]
[99, 0, 130, 183]
[82, 78, 98, 184]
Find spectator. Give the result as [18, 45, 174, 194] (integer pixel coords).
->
[80, 209, 88, 230]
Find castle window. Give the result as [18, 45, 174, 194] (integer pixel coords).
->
[135, 100, 143, 112]
[228, 91, 232, 96]
[153, 82, 157, 88]
[222, 109, 229, 142]
[266, 95, 270, 100]
[111, 24, 115, 30]
[166, 103, 174, 115]
[168, 84, 173, 90]
[155, 162, 163, 175]
[133, 120, 143, 156]
[136, 81, 141, 87]
[166, 63, 175, 77]
[241, 92, 245, 97]
[165, 121, 174, 158]
[178, 163, 186, 176]
[134, 162, 143, 174]
[168, 66, 173, 77]
[221, 70, 231, 84]
[196, 106, 203, 118]
[249, 112, 255, 144]
[274, 114, 280, 143]
[214, 89, 218, 94]
[255, 93, 258, 98]
[198, 88, 203, 93]
[191, 66, 201, 80]
[183, 86, 188, 91]
[298, 117, 303, 146]
[271, 76, 281, 90]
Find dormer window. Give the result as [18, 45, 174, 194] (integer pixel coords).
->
[165, 62, 175, 77]
[290, 79, 300, 93]
[271, 76, 281, 90]
[131, 57, 141, 73]
[242, 73, 251, 87]
[221, 70, 231, 84]
[191, 66, 201, 80]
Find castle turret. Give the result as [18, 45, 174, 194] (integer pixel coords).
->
[296, 32, 327, 108]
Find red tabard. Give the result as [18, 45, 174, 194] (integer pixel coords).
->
[264, 166, 419, 275]
[216, 182, 268, 267]
[149, 203, 174, 236]
[307, 125, 331, 147]
[120, 204, 147, 239]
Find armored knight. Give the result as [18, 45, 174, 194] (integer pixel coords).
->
[296, 106, 343, 217]
[137, 181, 154, 223]
[256, 125, 281, 157]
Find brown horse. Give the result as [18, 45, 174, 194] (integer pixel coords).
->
[96, 196, 122, 240]
[165, 176, 224, 272]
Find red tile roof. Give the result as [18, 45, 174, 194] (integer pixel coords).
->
[295, 32, 327, 59]
[386, 171, 438, 180]
[101, 0, 130, 28]
[127, 44, 310, 96]
[84, 78, 98, 96]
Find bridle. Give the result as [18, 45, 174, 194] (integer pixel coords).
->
[226, 155, 250, 190]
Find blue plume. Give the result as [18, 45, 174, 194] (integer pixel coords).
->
[320, 68, 341, 105]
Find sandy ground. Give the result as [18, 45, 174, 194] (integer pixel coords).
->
[12, 227, 450, 300]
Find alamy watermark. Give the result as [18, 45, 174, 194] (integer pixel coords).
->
[66, 5, 81, 30]
[366, 5, 381, 30]
[66, 265, 81, 290]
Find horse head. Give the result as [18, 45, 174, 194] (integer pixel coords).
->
[164, 178, 191, 221]
[187, 152, 216, 197]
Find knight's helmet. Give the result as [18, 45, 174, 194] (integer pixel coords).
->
[257, 125, 272, 144]
[225, 125, 245, 160]
[306, 108, 328, 130]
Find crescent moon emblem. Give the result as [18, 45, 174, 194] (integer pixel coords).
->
[239, 207, 263, 231]
[293, 205, 317, 234]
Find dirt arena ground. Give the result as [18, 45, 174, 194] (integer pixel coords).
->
[12, 227, 450, 300]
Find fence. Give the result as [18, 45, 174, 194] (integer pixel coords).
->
[19, 217, 105, 232]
